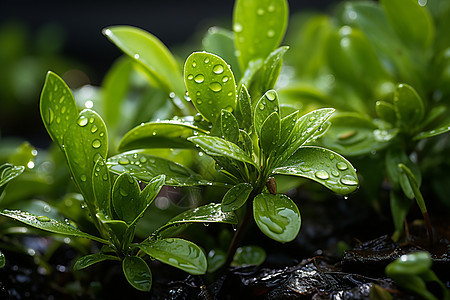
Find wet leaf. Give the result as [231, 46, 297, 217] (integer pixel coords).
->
[64, 109, 108, 212]
[386, 149, 421, 199]
[260, 111, 280, 156]
[122, 256, 152, 292]
[413, 123, 450, 141]
[398, 164, 427, 214]
[112, 173, 142, 224]
[232, 245, 266, 267]
[207, 249, 226, 273]
[118, 121, 209, 152]
[375, 100, 397, 125]
[0, 209, 107, 244]
[92, 157, 112, 218]
[188, 136, 257, 168]
[393, 83, 424, 131]
[39, 71, 79, 151]
[73, 253, 119, 270]
[279, 110, 299, 146]
[103, 26, 184, 97]
[235, 85, 252, 131]
[238, 129, 254, 155]
[130, 175, 165, 226]
[233, 0, 288, 70]
[221, 183, 253, 212]
[254, 90, 280, 138]
[257, 46, 289, 93]
[220, 109, 239, 144]
[253, 193, 301, 243]
[107, 150, 212, 186]
[138, 238, 207, 275]
[386, 251, 432, 276]
[0, 163, 25, 195]
[184, 52, 236, 123]
[97, 213, 129, 243]
[273, 146, 359, 195]
[390, 191, 410, 241]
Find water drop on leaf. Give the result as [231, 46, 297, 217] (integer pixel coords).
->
[194, 74, 205, 83]
[315, 170, 329, 180]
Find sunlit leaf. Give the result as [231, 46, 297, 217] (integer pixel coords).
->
[235, 85, 252, 131]
[112, 173, 143, 224]
[123, 256, 152, 292]
[254, 90, 280, 137]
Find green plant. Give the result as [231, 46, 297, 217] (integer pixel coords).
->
[386, 251, 450, 300]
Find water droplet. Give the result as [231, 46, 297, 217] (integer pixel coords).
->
[227, 92, 233, 97]
[329, 154, 335, 160]
[209, 82, 222, 92]
[204, 57, 210, 64]
[233, 23, 243, 33]
[257, 8, 264, 15]
[336, 162, 348, 171]
[37, 216, 50, 222]
[99, 132, 104, 137]
[47, 108, 54, 124]
[92, 139, 101, 148]
[56, 117, 61, 124]
[340, 175, 358, 186]
[196, 99, 203, 105]
[266, 91, 276, 101]
[80, 174, 87, 182]
[259, 103, 265, 110]
[192, 61, 197, 68]
[90, 125, 98, 133]
[267, 30, 275, 38]
[102, 174, 108, 181]
[187, 74, 194, 80]
[134, 54, 140, 59]
[315, 170, 329, 180]
[222, 76, 229, 83]
[267, 5, 275, 12]
[61, 106, 66, 114]
[89, 117, 94, 123]
[194, 74, 205, 83]
[212, 64, 224, 75]
[119, 187, 129, 197]
[331, 170, 339, 177]
[118, 157, 130, 165]
[77, 116, 88, 127]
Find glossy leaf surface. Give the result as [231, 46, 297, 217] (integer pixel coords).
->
[254, 90, 280, 138]
[413, 124, 450, 141]
[73, 253, 119, 270]
[233, 0, 288, 70]
[221, 183, 253, 212]
[112, 173, 142, 224]
[386, 149, 421, 199]
[103, 26, 184, 96]
[40, 71, 79, 151]
[188, 136, 257, 168]
[232, 245, 266, 267]
[394, 84, 424, 130]
[220, 109, 239, 144]
[108, 150, 211, 186]
[235, 85, 252, 131]
[138, 238, 207, 275]
[184, 52, 236, 123]
[386, 251, 432, 276]
[118, 121, 209, 152]
[0, 164, 25, 195]
[92, 157, 111, 218]
[0, 210, 107, 244]
[123, 256, 152, 292]
[260, 111, 280, 155]
[279, 110, 299, 146]
[253, 193, 300, 243]
[376, 100, 397, 125]
[273, 146, 358, 195]
[257, 46, 289, 93]
[130, 175, 165, 225]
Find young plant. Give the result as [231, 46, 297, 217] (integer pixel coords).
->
[0, 72, 238, 291]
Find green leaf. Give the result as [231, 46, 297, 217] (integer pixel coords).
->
[238, 129, 254, 155]
[380, 0, 435, 50]
[202, 27, 241, 81]
[390, 191, 411, 242]
[386, 252, 432, 276]
[279, 110, 299, 146]
[39, 71, 79, 151]
[398, 164, 428, 215]
[8, 142, 36, 168]
[97, 213, 129, 243]
[273, 146, 359, 195]
[73, 253, 119, 270]
[112, 173, 142, 224]
[188, 136, 257, 168]
[184, 52, 237, 123]
[64, 109, 108, 212]
[235, 85, 253, 131]
[221, 183, 253, 212]
[92, 157, 112, 218]
[220, 109, 239, 144]
[376, 100, 397, 125]
[138, 238, 207, 275]
[0, 250, 5, 268]
[386, 149, 421, 199]
[277, 108, 334, 163]
[233, 0, 288, 70]
[103, 26, 184, 97]
[107, 150, 212, 186]
[0, 163, 25, 196]
[0, 210, 108, 244]
[253, 193, 301, 243]
[118, 121, 209, 152]
[254, 90, 280, 137]
[207, 249, 226, 273]
[156, 203, 238, 235]
[122, 256, 152, 292]
[260, 111, 280, 155]
[413, 123, 450, 141]
[257, 46, 289, 93]
[393, 84, 425, 130]
[232, 245, 266, 267]
[130, 175, 165, 226]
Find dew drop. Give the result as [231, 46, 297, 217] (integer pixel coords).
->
[102, 174, 108, 181]
[187, 74, 194, 80]
[209, 82, 222, 92]
[267, 30, 275, 38]
[92, 139, 101, 148]
[194, 74, 205, 83]
[204, 57, 210, 64]
[340, 175, 358, 186]
[331, 170, 340, 177]
[119, 187, 129, 197]
[118, 157, 130, 165]
[36, 216, 50, 222]
[329, 154, 335, 160]
[89, 117, 94, 123]
[222, 76, 229, 83]
[90, 125, 98, 133]
[134, 54, 140, 59]
[77, 116, 88, 127]
[257, 8, 264, 15]
[192, 61, 197, 68]
[336, 162, 348, 171]
[61, 106, 66, 114]
[227, 92, 233, 97]
[315, 170, 329, 180]
[212, 65, 224, 75]
[233, 23, 243, 33]
[266, 91, 276, 101]
[196, 99, 203, 105]
[56, 117, 61, 124]
[80, 174, 87, 182]
[47, 108, 54, 124]
[259, 103, 265, 110]
[267, 5, 275, 12]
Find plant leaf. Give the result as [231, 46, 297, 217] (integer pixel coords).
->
[256, 46, 289, 94]
[260, 111, 280, 156]
[112, 173, 142, 224]
[0, 209, 108, 244]
[188, 136, 257, 168]
[273, 146, 359, 195]
[238, 129, 254, 155]
[118, 121, 209, 152]
[92, 157, 112, 218]
[39, 71, 79, 151]
[232, 245, 266, 267]
[375, 100, 397, 125]
[130, 175, 165, 226]
[64, 109, 108, 212]
[220, 109, 239, 144]
[393, 83, 425, 130]
[122, 256, 152, 292]
[73, 253, 119, 270]
[233, 0, 288, 70]
[235, 85, 253, 131]
[107, 150, 212, 186]
[0, 164, 25, 196]
[386, 149, 421, 199]
[184, 52, 237, 123]
[398, 164, 428, 215]
[413, 123, 450, 141]
[103, 26, 184, 97]
[221, 183, 253, 212]
[138, 238, 207, 275]
[253, 193, 301, 243]
[254, 90, 280, 138]
[390, 190, 411, 242]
